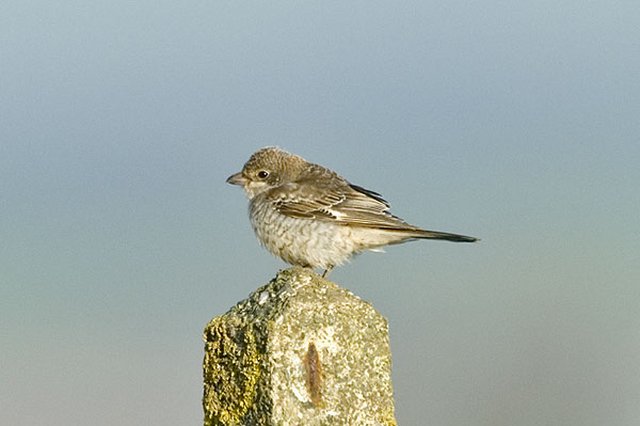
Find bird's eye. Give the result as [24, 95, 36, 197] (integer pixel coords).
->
[257, 170, 270, 179]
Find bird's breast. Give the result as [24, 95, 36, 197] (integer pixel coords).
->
[248, 197, 358, 269]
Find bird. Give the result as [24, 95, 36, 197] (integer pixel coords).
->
[227, 147, 477, 277]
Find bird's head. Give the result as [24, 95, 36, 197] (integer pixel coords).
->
[226, 147, 307, 199]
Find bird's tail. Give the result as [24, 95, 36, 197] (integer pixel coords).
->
[411, 229, 478, 243]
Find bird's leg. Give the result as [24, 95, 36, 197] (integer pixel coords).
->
[321, 265, 334, 279]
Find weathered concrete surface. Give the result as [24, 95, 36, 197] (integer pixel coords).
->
[203, 267, 396, 426]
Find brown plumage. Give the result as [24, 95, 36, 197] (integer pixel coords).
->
[227, 147, 477, 276]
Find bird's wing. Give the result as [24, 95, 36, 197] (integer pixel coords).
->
[333, 184, 417, 230]
[268, 175, 417, 230]
[267, 180, 348, 220]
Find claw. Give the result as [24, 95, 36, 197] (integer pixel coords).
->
[321, 266, 334, 278]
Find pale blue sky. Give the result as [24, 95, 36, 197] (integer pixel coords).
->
[2, 1, 639, 425]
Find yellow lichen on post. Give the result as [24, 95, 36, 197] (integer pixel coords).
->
[202, 315, 262, 426]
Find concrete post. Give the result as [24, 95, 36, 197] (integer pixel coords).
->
[203, 267, 396, 425]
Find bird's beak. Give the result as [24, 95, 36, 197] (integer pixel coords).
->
[226, 172, 247, 186]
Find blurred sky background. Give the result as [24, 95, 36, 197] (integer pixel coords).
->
[2, 1, 639, 425]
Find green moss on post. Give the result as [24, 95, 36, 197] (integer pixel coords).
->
[203, 267, 396, 426]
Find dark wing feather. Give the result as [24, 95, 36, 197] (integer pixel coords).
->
[348, 184, 390, 207]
